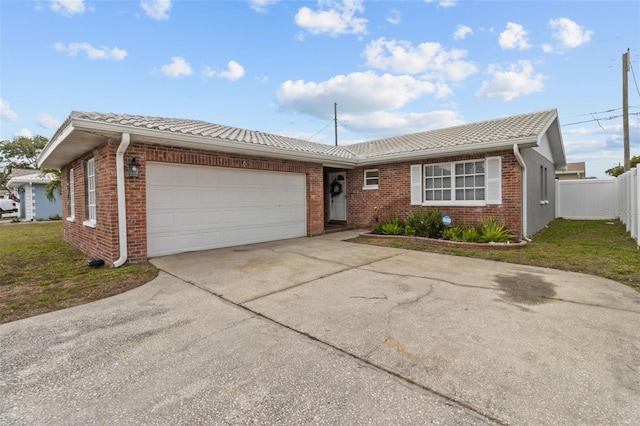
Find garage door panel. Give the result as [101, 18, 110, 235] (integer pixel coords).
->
[147, 163, 307, 257]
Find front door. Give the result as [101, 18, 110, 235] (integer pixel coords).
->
[328, 172, 347, 221]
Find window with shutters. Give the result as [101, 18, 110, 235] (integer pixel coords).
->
[411, 157, 501, 206]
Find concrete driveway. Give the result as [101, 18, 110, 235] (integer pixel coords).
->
[2, 231, 639, 425]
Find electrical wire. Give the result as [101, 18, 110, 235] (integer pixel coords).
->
[304, 120, 333, 142]
[562, 112, 640, 127]
[630, 59, 640, 99]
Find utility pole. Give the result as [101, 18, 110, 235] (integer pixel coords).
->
[623, 48, 630, 171]
[334, 102, 338, 146]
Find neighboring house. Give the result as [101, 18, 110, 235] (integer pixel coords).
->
[6, 172, 62, 221]
[556, 161, 588, 180]
[38, 109, 566, 266]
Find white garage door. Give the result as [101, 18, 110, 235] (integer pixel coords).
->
[147, 162, 307, 257]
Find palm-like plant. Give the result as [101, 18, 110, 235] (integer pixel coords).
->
[40, 168, 61, 202]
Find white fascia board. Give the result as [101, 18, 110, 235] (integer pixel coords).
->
[353, 137, 538, 167]
[37, 123, 75, 168]
[70, 119, 357, 167]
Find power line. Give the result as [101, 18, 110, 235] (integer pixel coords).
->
[304, 120, 333, 142]
[629, 58, 640, 99]
[561, 112, 640, 127]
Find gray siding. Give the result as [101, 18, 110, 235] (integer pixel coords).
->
[521, 148, 556, 236]
[33, 184, 62, 219]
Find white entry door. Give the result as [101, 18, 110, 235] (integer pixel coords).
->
[328, 171, 346, 221]
[147, 163, 307, 257]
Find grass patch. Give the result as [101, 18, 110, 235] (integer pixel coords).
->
[0, 222, 158, 324]
[351, 219, 640, 291]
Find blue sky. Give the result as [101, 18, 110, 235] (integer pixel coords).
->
[1, 0, 639, 177]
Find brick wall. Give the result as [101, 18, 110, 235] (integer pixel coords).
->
[61, 141, 325, 265]
[61, 142, 121, 265]
[345, 150, 524, 238]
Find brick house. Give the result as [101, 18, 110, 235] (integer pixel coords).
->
[38, 109, 565, 266]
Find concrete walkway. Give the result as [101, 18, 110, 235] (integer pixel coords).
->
[2, 231, 639, 425]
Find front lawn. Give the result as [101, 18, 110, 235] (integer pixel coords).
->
[351, 219, 640, 291]
[0, 222, 158, 324]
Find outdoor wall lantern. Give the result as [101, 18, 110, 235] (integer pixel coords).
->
[128, 157, 141, 178]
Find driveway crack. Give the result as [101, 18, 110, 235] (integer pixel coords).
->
[155, 264, 506, 425]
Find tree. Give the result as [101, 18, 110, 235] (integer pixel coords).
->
[0, 135, 49, 171]
[605, 155, 640, 177]
[0, 135, 49, 191]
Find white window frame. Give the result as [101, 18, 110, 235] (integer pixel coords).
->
[67, 168, 75, 222]
[363, 169, 379, 190]
[411, 157, 502, 207]
[83, 158, 96, 228]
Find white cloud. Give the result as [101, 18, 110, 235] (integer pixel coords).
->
[343, 110, 464, 136]
[218, 61, 246, 81]
[49, 0, 85, 17]
[453, 25, 473, 41]
[54, 42, 127, 60]
[277, 71, 439, 119]
[386, 9, 401, 25]
[363, 37, 477, 82]
[202, 61, 246, 81]
[0, 98, 19, 121]
[15, 128, 33, 138]
[250, 0, 279, 13]
[549, 18, 593, 48]
[424, 0, 457, 8]
[295, 0, 367, 37]
[36, 114, 60, 129]
[542, 43, 554, 53]
[499, 22, 531, 50]
[159, 57, 192, 78]
[140, 0, 172, 20]
[475, 60, 546, 101]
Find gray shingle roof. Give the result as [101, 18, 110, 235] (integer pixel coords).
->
[346, 109, 558, 158]
[50, 109, 558, 164]
[62, 111, 356, 159]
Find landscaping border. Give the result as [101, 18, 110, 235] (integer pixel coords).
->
[359, 232, 528, 250]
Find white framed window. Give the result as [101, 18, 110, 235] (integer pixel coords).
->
[83, 158, 96, 228]
[411, 157, 502, 206]
[363, 169, 379, 189]
[67, 168, 75, 222]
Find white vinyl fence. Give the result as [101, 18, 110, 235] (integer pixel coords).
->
[556, 169, 640, 245]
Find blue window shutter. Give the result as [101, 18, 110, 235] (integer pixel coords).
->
[410, 165, 422, 205]
[486, 156, 502, 205]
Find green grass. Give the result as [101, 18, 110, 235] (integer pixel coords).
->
[0, 222, 158, 324]
[351, 219, 640, 291]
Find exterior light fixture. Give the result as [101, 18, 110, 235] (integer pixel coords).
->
[128, 157, 141, 178]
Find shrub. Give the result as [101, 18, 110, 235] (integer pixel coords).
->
[462, 228, 481, 243]
[406, 208, 444, 238]
[372, 215, 404, 235]
[441, 225, 463, 241]
[381, 222, 404, 235]
[478, 218, 514, 243]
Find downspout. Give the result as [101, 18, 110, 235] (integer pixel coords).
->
[113, 133, 130, 268]
[513, 144, 529, 240]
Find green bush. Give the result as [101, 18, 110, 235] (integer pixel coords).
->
[478, 218, 514, 243]
[462, 228, 481, 242]
[381, 222, 404, 235]
[441, 225, 463, 241]
[406, 208, 444, 238]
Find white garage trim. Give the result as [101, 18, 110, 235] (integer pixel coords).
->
[147, 162, 307, 257]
